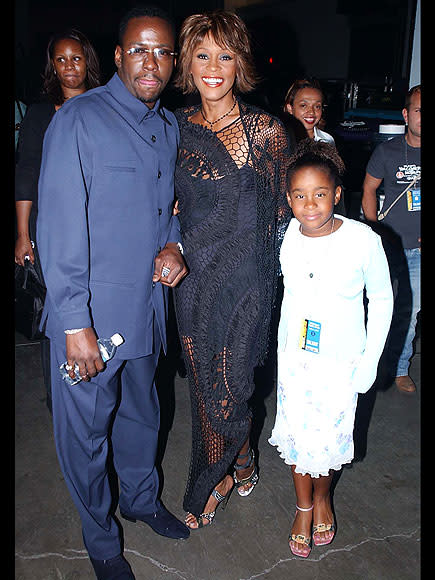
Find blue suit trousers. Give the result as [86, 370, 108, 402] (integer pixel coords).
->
[50, 330, 161, 560]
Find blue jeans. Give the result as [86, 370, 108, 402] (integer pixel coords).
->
[387, 247, 421, 377]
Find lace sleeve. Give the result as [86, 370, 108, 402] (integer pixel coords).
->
[269, 117, 292, 243]
[248, 110, 292, 251]
[249, 111, 291, 210]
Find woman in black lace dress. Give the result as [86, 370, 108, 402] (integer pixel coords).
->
[173, 11, 291, 528]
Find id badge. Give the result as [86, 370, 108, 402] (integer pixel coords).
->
[407, 188, 421, 212]
[299, 319, 321, 353]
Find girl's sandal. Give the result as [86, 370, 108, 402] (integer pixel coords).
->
[289, 504, 313, 558]
[233, 448, 259, 497]
[313, 521, 336, 546]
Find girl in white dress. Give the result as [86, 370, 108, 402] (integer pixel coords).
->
[269, 140, 393, 558]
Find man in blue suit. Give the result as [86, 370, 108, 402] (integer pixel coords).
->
[37, 6, 189, 579]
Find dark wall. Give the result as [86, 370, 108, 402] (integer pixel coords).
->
[340, 0, 415, 82]
[14, 0, 224, 104]
[15, 0, 417, 114]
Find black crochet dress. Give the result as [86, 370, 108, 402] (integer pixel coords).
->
[174, 99, 291, 516]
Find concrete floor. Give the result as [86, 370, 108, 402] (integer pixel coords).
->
[15, 329, 420, 580]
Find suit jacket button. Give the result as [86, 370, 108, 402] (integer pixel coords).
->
[157, 170, 161, 178]
[151, 135, 156, 142]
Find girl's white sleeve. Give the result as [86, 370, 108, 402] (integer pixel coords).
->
[350, 232, 393, 393]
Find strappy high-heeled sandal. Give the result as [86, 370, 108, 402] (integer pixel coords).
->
[233, 448, 259, 497]
[186, 482, 233, 529]
[289, 504, 313, 558]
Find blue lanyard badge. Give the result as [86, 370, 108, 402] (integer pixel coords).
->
[299, 319, 321, 354]
[407, 188, 421, 212]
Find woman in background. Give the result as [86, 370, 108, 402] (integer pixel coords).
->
[15, 28, 100, 411]
[15, 28, 100, 267]
[281, 78, 348, 215]
[282, 78, 335, 146]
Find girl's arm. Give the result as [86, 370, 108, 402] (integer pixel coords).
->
[351, 232, 393, 393]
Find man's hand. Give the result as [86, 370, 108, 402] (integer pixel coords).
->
[65, 327, 105, 382]
[153, 242, 188, 287]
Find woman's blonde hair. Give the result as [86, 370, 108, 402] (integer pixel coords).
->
[174, 10, 258, 95]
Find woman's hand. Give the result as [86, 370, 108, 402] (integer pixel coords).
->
[15, 234, 34, 265]
[15, 200, 34, 265]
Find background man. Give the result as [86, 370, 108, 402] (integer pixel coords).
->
[362, 85, 421, 394]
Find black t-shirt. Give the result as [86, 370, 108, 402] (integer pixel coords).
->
[367, 135, 420, 249]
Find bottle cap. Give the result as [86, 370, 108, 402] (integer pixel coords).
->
[111, 333, 124, 346]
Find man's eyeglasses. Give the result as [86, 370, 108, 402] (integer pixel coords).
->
[124, 47, 177, 61]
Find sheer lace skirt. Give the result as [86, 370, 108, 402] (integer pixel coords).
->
[176, 272, 260, 515]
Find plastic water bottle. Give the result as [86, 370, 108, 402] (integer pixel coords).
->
[59, 333, 124, 386]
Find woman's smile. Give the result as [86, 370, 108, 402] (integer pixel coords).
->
[201, 76, 224, 87]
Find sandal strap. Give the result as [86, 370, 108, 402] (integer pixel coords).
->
[197, 510, 216, 527]
[289, 533, 311, 546]
[233, 464, 258, 488]
[234, 448, 254, 471]
[235, 449, 251, 460]
[295, 504, 314, 512]
[313, 522, 335, 534]
[211, 488, 226, 503]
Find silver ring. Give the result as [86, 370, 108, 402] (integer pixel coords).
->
[161, 266, 171, 277]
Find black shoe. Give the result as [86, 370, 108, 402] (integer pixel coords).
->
[89, 554, 135, 579]
[121, 501, 190, 540]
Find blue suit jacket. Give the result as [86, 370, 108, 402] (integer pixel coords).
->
[37, 73, 181, 358]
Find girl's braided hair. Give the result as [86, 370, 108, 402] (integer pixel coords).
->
[286, 138, 345, 188]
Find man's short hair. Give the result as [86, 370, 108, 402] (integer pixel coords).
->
[405, 84, 421, 111]
[118, 4, 176, 46]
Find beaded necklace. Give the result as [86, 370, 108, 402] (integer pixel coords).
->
[200, 98, 237, 129]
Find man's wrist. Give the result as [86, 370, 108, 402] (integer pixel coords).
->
[164, 241, 184, 255]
